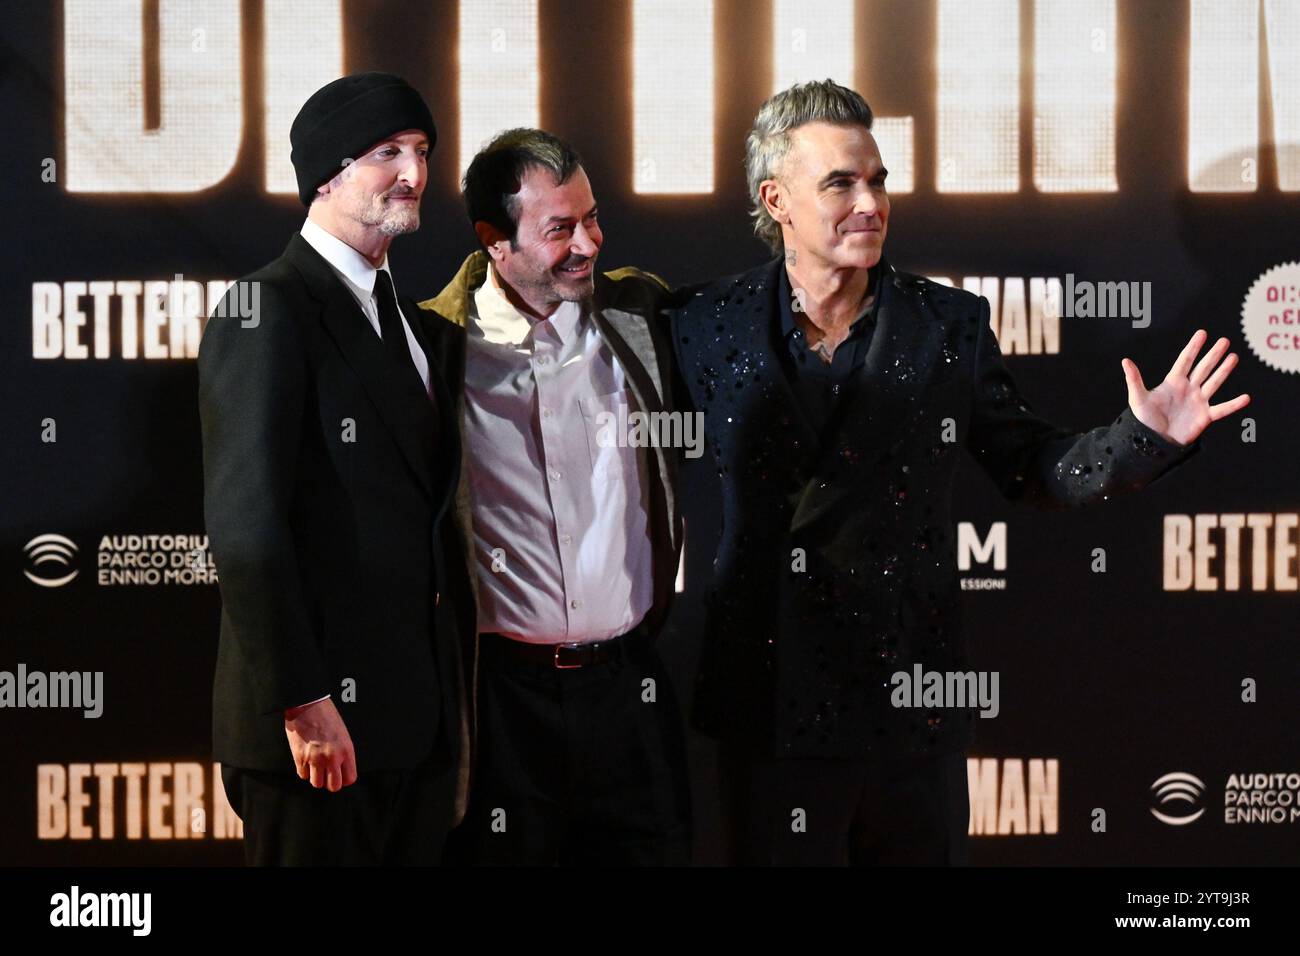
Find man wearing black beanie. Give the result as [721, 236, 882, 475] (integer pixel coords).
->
[199, 73, 470, 865]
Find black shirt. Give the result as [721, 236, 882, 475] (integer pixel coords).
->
[774, 262, 881, 433]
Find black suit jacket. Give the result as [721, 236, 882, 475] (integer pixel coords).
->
[668, 255, 1201, 761]
[198, 233, 468, 774]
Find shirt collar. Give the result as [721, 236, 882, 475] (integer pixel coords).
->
[471, 262, 584, 348]
[300, 217, 391, 298]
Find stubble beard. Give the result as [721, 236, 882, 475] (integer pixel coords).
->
[354, 190, 420, 236]
[513, 254, 595, 309]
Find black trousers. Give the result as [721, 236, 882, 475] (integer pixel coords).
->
[718, 746, 970, 866]
[448, 630, 692, 865]
[221, 747, 457, 866]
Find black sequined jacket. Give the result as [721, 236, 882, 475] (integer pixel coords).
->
[667, 254, 1201, 760]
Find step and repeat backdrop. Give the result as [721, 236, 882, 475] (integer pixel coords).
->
[1, 0, 1297, 865]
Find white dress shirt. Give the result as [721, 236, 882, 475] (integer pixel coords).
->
[464, 265, 654, 644]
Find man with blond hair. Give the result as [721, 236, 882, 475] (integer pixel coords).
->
[668, 79, 1249, 865]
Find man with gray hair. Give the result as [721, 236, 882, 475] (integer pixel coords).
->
[668, 79, 1249, 865]
[421, 128, 690, 865]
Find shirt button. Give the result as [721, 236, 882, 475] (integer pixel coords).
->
[570, 599, 582, 610]
[542, 407, 554, 418]
[560, 534, 572, 545]
[549, 469, 562, 481]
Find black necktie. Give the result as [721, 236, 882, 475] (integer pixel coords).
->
[373, 269, 427, 398]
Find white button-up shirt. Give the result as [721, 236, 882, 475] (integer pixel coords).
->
[464, 265, 653, 644]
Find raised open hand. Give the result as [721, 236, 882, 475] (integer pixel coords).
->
[1122, 329, 1251, 446]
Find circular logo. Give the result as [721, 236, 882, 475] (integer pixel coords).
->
[23, 533, 79, 588]
[1241, 261, 1300, 374]
[1149, 771, 1206, 826]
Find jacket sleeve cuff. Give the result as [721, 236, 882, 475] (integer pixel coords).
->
[1113, 405, 1202, 485]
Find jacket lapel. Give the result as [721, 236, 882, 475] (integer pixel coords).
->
[407, 297, 462, 525]
[284, 233, 436, 497]
[810, 257, 901, 439]
[422, 251, 484, 329]
[591, 298, 667, 418]
[828, 258, 953, 428]
[787, 260, 952, 525]
[734, 256, 822, 457]
[419, 259, 481, 618]
[589, 281, 683, 577]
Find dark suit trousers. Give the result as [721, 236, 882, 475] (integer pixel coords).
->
[448, 630, 691, 866]
[718, 747, 970, 866]
[221, 748, 457, 866]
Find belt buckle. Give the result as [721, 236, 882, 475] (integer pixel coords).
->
[553, 643, 584, 669]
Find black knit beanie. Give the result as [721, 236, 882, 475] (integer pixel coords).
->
[289, 72, 438, 207]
